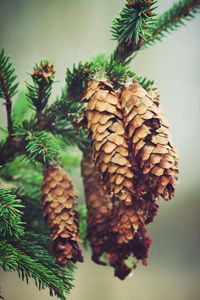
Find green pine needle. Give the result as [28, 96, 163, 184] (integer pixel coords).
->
[66, 62, 90, 101]
[48, 96, 84, 122]
[0, 240, 74, 300]
[146, 0, 200, 46]
[111, 0, 157, 45]
[0, 49, 19, 99]
[25, 131, 59, 163]
[66, 54, 155, 91]
[0, 188, 24, 239]
[26, 61, 55, 112]
[112, 0, 200, 62]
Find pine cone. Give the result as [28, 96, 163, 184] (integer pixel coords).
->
[81, 80, 136, 206]
[42, 165, 83, 266]
[81, 151, 152, 279]
[120, 82, 179, 200]
[81, 80, 154, 246]
[81, 151, 113, 265]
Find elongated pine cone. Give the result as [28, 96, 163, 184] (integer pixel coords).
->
[120, 83, 179, 201]
[79, 79, 178, 280]
[81, 80, 145, 247]
[81, 80, 136, 206]
[42, 165, 83, 265]
[81, 152, 151, 279]
[81, 151, 113, 264]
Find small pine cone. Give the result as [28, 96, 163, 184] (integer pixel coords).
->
[81, 151, 113, 264]
[42, 165, 83, 266]
[81, 80, 135, 206]
[120, 83, 179, 200]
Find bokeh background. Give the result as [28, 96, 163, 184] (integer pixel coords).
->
[0, 0, 200, 299]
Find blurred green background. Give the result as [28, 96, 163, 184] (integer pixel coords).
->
[0, 0, 200, 299]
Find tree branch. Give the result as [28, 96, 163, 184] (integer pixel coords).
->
[113, 0, 200, 63]
[0, 49, 18, 136]
[146, 0, 200, 47]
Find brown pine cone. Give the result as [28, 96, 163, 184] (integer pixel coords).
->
[120, 82, 179, 200]
[81, 151, 113, 265]
[42, 165, 83, 266]
[81, 80, 135, 206]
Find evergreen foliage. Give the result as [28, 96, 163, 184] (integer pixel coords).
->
[0, 49, 18, 99]
[26, 61, 55, 113]
[0, 188, 24, 239]
[25, 131, 59, 163]
[66, 54, 155, 93]
[0, 240, 74, 300]
[113, 0, 200, 62]
[0, 0, 199, 298]
[111, 0, 157, 45]
[146, 0, 200, 46]
[0, 49, 19, 135]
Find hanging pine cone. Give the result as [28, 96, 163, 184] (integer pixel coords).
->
[81, 79, 147, 249]
[81, 80, 158, 243]
[81, 151, 152, 280]
[81, 151, 113, 265]
[42, 165, 83, 266]
[81, 80, 136, 206]
[120, 82, 179, 201]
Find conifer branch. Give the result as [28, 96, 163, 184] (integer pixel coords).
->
[145, 0, 200, 47]
[26, 61, 55, 124]
[66, 55, 155, 94]
[0, 49, 18, 135]
[25, 131, 59, 163]
[113, 0, 200, 63]
[0, 240, 74, 300]
[0, 94, 86, 165]
[0, 52, 155, 166]
[112, 0, 157, 63]
[0, 188, 24, 239]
